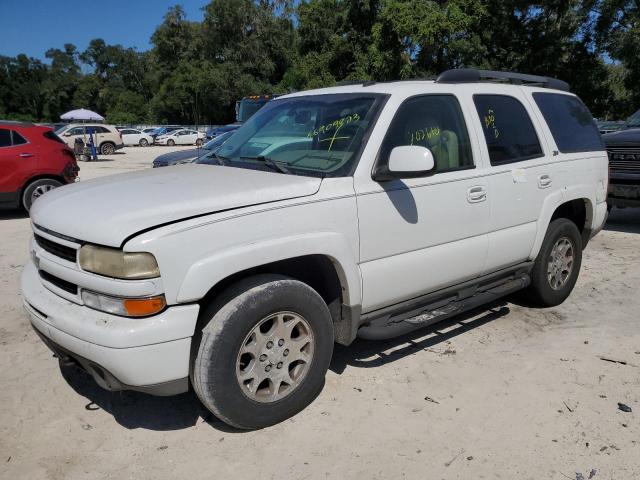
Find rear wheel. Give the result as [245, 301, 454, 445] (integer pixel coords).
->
[22, 178, 62, 212]
[523, 218, 582, 307]
[100, 142, 115, 155]
[192, 274, 334, 429]
[139, 138, 149, 147]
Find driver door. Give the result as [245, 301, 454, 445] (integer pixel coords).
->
[355, 94, 491, 312]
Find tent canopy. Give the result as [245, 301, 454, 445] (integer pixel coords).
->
[60, 109, 104, 121]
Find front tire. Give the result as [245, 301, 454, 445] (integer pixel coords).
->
[167, 139, 175, 146]
[195, 138, 203, 147]
[22, 178, 62, 212]
[192, 274, 334, 429]
[139, 138, 149, 147]
[523, 218, 582, 307]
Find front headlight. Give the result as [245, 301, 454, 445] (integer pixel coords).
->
[79, 244, 160, 279]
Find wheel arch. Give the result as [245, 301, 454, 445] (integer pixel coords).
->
[20, 174, 65, 208]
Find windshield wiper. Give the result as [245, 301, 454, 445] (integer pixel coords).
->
[208, 152, 228, 166]
[240, 155, 290, 174]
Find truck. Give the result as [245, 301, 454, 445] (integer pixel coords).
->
[21, 69, 608, 429]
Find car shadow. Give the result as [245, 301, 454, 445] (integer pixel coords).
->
[57, 301, 509, 432]
[330, 301, 510, 374]
[604, 207, 640, 234]
[59, 364, 240, 433]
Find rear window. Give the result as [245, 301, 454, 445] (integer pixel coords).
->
[43, 130, 65, 144]
[473, 94, 543, 165]
[12, 131, 27, 145]
[533, 93, 603, 153]
[0, 129, 11, 147]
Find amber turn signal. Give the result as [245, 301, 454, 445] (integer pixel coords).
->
[123, 296, 166, 317]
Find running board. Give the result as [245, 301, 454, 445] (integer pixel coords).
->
[357, 268, 531, 341]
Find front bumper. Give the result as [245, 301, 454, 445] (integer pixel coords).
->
[608, 183, 640, 208]
[21, 260, 200, 395]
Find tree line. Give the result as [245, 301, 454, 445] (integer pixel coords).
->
[0, 0, 638, 125]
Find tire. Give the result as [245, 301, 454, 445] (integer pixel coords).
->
[22, 178, 62, 212]
[195, 138, 203, 147]
[523, 218, 583, 307]
[192, 274, 334, 429]
[139, 138, 149, 147]
[100, 142, 115, 155]
[167, 139, 175, 146]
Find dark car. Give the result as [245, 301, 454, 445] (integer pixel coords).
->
[149, 126, 181, 141]
[205, 124, 240, 140]
[152, 131, 234, 168]
[603, 123, 640, 209]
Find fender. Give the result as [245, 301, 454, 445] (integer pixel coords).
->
[176, 231, 362, 306]
[529, 186, 595, 259]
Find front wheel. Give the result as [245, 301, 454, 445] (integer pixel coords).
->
[22, 178, 62, 212]
[523, 218, 583, 307]
[195, 138, 203, 147]
[167, 139, 175, 146]
[139, 138, 149, 147]
[100, 142, 115, 155]
[192, 274, 334, 429]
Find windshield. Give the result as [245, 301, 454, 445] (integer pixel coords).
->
[202, 131, 233, 151]
[627, 109, 640, 128]
[55, 125, 69, 134]
[216, 93, 384, 177]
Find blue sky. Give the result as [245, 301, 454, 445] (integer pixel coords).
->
[0, 0, 207, 60]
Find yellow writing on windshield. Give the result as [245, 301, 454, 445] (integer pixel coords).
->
[307, 113, 360, 139]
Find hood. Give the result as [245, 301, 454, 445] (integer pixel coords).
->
[603, 128, 640, 147]
[31, 165, 322, 247]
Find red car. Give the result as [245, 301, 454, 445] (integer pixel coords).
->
[0, 122, 79, 211]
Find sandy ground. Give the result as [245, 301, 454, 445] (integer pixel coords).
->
[0, 146, 638, 480]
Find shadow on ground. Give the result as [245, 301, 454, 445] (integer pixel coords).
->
[605, 207, 640, 234]
[0, 209, 28, 220]
[58, 302, 510, 432]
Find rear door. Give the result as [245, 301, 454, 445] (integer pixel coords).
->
[470, 89, 556, 273]
[0, 128, 36, 196]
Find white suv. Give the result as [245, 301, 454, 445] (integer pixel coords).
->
[21, 69, 608, 429]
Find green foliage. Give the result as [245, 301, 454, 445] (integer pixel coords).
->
[0, 0, 638, 123]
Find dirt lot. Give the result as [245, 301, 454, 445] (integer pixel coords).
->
[1, 146, 638, 479]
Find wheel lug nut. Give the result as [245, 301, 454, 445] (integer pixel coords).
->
[277, 362, 283, 369]
[265, 365, 272, 372]
[283, 349, 289, 356]
[266, 341, 273, 349]
[259, 354, 267, 362]
[278, 339, 285, 346]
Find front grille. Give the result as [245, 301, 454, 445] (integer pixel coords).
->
[39, 270, 78, 295]
[35, 234, 77, 263]
[607, 147, 640, 174]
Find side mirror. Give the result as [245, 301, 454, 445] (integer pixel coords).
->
[63, 132, 71, 137]
[373, 145, 435, 181]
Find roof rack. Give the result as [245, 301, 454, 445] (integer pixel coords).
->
[435, 68, 570, 92]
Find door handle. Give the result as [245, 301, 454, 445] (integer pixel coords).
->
[538, 174, 552, 188]
[467, 186, 487, 203]
[20, 153, 34, 158]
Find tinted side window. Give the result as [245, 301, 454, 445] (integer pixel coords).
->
[474, 95, 543, 165]
[0, 129, 11, 147]
[533, 93, 603, 153]
[12, 131, 27, 145]
[380, 95, 474, 173]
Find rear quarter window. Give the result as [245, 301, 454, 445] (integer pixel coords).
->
[43, 130, 65, 144]
[532, 93, 603, 153]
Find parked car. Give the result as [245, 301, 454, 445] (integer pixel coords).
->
[155, 129, 205, 146]
[602, 114, 640, 209]
[56, 124, 124, 155]
[0, 122, 78, 211]
[119, 128, 154, 147]
[596, 119, 625, 135]
[22, 69, 608, 429]
[142, 128, 158, 135]
[153, 131, 234, 167]
[205, 124, 240, 140]
[149, 126, 181, 141]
